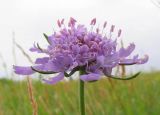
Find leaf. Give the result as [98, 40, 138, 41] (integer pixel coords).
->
[31, 66, 57, 74]
[106, 72, 141, 80]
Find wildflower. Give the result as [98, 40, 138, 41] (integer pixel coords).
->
[13, 17, 148, 84]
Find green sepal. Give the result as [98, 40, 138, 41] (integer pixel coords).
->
[64, 72, 70, 77]
[106, 72, 141, 80]
[119, 63, 136, 66]
[31, 66, 57, 74]
[36, 43, 43, 51]
[43, 33, 50, 44]
[64, 66, 80, 77]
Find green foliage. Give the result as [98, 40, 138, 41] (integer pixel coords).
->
[0, 72, 160, 115]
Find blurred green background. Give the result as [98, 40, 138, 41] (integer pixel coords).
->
[0, 72, 159, 115]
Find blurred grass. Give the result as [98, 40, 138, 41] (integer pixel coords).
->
[0, 72, 160, 115]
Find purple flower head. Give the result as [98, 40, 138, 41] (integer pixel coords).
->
[13, 17, 148, 84]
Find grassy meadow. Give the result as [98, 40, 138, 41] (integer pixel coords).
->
[0, 71, 160, 115]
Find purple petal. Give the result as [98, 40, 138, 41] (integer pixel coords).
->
[119, 55, 149, 65]
[119, 43, 135, 58]
[97, 53, 118, 67]
[54, 55, 73, 70]
[96, 56, 105, 66]
[43, 72, 64, 84]
[119, 59, 136, 65]
[86, 64, 98, 73]
[13, 66, 35, 75]
[42, 55, 73, 72]
[71, 45, 80, 55]
[119, 55, 138, 65]
[48, 35, 56, 46]
[42, 61, 60, 72]
[80, 73, 101, 82]
[35, 57, 49, 64]
[32, 61, 61, 73]
[29, 43, 42, 53]
[80, 45, 89, 53]
[137, 55, 149, 64]
[14, 64, 50, 75]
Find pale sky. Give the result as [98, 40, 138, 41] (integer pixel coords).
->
[0, 0, 160, 76]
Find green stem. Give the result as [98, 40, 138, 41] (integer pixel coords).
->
[79, 71, 85, 115]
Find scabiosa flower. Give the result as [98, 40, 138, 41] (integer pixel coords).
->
[13, 17, 149, 84]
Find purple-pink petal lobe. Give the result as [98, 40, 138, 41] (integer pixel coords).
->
[137, 55, 149, 64]
[80, 73, 101, 82]
[30, 43, 43, 53]
[35, 57, 49, 64]
[119, 55, 149, 65]
[13, 66, 35, 75]
[119, 43, 135, 58]
[43, 72, 64, 84]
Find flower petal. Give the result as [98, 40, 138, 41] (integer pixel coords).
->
[13, 66, 35, 75]
[137, 55, 149, 64]
[104, 54, 119, 67]
[29, 43, 43, 53]
[80, 45, 89, 53]
[35, 55, 74, 73]
[71, 45, 80, 55]
[80, 73, 101, 82]
[97, 53, 119, 68]
[96, 55, 105, 66]
[119, 55, 149, 65]
[48, 35, 56, 46]
[42, 61, 60, 72]
[43, 72, 64, 84]
[119, 43, 135, 58]
[35, 57, 49, 64]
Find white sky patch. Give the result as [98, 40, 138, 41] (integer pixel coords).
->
[15, 0, 98, 10]
[0, 0, 160, 77]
